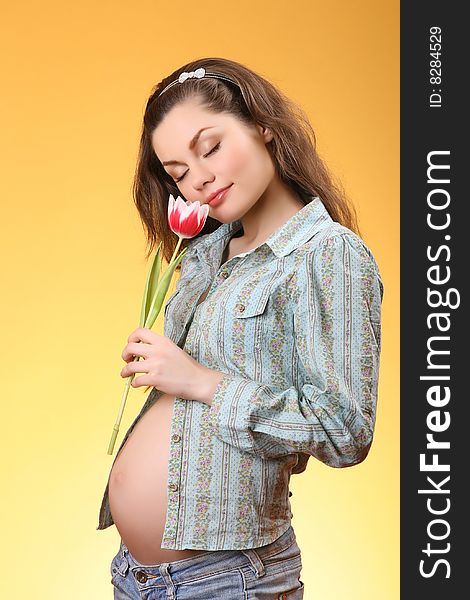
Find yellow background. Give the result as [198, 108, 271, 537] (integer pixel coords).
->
[0, 1, 399, 598]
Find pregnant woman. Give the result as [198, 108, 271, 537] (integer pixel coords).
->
[97, 56, 384, 599]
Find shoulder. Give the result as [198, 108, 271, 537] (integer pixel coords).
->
[297, 224, 384, 300]
[303, 223, 379, 268]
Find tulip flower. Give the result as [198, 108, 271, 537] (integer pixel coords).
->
[107, 194, 209, 455]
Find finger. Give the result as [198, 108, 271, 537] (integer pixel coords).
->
[131, 374, 153, 388]
[120, 360, 150, 378]
[122, 341, 151, 362]
[127, 328, 158, 344]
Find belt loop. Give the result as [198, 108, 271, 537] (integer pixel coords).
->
[241, 548, 266, 578]
[159, 563, 177, 599]
[118, 553, 129, 576]
[117, 542, 129, 576]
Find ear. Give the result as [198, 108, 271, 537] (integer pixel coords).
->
[256, 124, 273, 143]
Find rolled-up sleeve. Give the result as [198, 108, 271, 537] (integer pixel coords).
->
[208, 232, 384, 467]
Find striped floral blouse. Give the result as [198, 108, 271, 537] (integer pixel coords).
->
[97, 195, 384, 551]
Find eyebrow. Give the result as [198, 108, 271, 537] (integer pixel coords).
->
[161, 126, 216, 166]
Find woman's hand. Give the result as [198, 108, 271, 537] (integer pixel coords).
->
[119, 327, 223, 404]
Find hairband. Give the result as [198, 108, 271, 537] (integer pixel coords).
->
[157, 67, 239, 97]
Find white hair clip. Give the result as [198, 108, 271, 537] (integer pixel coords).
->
[178, 68, 206, 83]
[158, 67, 239, 97]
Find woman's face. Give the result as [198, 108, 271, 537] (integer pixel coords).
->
[151, 97, 274, 223]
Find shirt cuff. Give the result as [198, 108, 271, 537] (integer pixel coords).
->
[208, 371, 258, 453]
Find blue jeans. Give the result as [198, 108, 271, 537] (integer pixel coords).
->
[110, 525, 304, 599]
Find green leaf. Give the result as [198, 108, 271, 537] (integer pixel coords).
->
[139, 242, 163, 327]
[144, 248, 188, 330]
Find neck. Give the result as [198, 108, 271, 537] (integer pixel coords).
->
[237, 181, 305, 246]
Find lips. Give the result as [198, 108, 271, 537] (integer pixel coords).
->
[207, 184, 233, 204]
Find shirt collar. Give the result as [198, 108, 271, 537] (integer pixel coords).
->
[187, 195, 334, 258]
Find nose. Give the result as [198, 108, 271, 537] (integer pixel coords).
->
[190, 164, 215, 194]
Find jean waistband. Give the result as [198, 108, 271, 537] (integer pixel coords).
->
[117, 525, 296, 583]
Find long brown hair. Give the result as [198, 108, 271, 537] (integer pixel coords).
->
[133, 56, 361, 266]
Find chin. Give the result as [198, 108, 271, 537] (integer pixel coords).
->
[208, 206, 232, 223]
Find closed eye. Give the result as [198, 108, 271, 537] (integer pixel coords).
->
[174, 142, 221, 183]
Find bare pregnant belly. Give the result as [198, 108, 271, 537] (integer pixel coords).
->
[108, 393, 209, 564]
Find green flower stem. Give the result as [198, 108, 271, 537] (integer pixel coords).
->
[107, 361, 138, 455]
[107, 236, 186, 456]
[169, 236, 183, 265]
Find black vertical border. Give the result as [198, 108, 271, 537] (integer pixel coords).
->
[401, 3, 466, 597]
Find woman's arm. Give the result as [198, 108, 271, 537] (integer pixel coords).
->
[206, 232, 384, 468]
